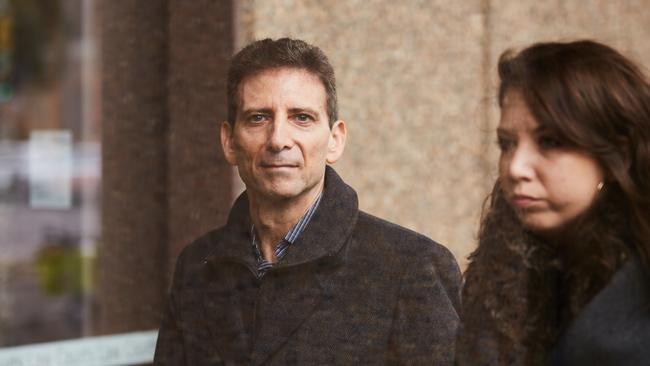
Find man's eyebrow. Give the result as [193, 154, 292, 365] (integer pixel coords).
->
[288, 107, 320, 116]
[240, 108, 273, 116]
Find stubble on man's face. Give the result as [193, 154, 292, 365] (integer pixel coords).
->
[226, 68, 334, 204]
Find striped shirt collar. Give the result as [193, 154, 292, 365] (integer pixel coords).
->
[251, 192, 323, 278]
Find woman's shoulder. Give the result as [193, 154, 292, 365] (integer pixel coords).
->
[551, 257, 650, 365]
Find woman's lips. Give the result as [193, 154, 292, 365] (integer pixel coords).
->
[511, 194, 541, 209]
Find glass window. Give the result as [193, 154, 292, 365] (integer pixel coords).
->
[0, 0, 100, 346]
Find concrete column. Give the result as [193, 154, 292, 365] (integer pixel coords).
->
[97, 0, 236, 334]
[98, 0, 169, 334]
[167, 0, 235, 267]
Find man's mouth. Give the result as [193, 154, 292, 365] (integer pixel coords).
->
[260, 163, 298, 168]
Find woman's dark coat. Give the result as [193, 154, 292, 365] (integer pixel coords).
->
[154, 167, 461, 365]
[551, 258, 650, 365]
[457, 253, 650, 365]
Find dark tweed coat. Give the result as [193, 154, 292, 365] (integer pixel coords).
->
[154, 167, 461, 365]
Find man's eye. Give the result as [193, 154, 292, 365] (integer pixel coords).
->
[249, 114, 266, 123]
[294, 114, 313, 123]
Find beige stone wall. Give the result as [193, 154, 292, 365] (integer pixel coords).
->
[234, 0, 650, 269]
[486, 0, 650, 173]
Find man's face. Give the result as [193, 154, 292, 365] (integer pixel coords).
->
[221, 67, 346, 203]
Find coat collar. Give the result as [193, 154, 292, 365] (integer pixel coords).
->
[204, 166, 359, 271]
[201, 167, 359, 365]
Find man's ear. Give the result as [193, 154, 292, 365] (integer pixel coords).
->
[220, 121, 237, 166]
[326, 120, 347, 164]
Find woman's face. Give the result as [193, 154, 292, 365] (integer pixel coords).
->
[497, 89, 605, 238]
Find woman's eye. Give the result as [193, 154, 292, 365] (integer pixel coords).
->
[496, 137, 515, 151]
[538, 136, 562, 149]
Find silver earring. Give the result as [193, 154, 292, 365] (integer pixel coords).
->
[597, 181, 604, 191]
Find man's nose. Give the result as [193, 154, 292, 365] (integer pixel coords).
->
[267, 117, 293, 152]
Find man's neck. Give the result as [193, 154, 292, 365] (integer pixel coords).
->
[248, 181, 324, 262]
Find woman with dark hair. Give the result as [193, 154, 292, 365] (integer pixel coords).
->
[456, 40, 650, 365]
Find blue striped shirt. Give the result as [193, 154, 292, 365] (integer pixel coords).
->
[251, 192, 323, 278]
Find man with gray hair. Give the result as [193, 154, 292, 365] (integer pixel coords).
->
[154, 37, 460, 365]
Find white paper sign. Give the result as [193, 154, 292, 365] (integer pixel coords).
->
[28, 130, 73, 209]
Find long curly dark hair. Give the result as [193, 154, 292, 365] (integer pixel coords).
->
[457, 40, 650, 365]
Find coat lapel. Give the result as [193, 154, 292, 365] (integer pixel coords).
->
[200, 262, 257, 364]
[200, 193, 259, 363]
[250, 264, 326, 365]
[203, 167, 359, 365]
[250, 167, 359, 364]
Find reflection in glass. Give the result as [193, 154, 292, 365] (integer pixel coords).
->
[0, 0, 100, 347]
